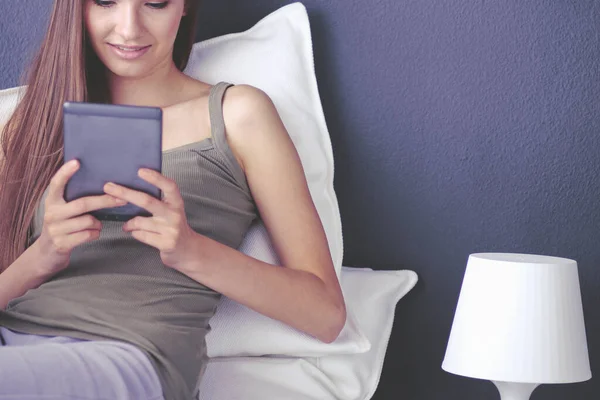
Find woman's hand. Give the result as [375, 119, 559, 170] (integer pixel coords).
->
[103, 168, 199, 270]
[38, 159, 127, 274]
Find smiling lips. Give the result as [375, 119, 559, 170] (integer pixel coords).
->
[108, 43, 151, 60]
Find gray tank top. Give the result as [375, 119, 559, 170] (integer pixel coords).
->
[0, 82, 258, 400]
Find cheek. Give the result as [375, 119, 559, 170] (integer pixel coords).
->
[167, 0, 187, 36]
[84, 7, 103, 43]
[143, 12, 182, 47]
[166, 16, 183, 39]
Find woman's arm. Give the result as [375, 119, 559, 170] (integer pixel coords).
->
[177, 85, 346, 343]
[182, 235, 345, 343]
[0, 240, 59, 310]
[0, 123, 55, 309]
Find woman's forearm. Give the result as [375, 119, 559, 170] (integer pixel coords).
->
[0, 240, 57, 310]
[177, 233, 347, 343]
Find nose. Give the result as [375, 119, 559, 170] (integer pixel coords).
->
[114, 4, 143, 42]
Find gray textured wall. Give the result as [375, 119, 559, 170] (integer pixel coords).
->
[1, 1, 599, 399]
[0, 0, 49, 86]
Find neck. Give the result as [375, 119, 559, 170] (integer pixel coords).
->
[107, 59, 187, 108]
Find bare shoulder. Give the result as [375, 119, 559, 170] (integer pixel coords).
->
[223, 83, 273, 109]
[221, 84, 277, 128]
[221, 84, 286, 173]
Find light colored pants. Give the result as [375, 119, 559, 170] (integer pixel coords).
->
[0, 326, 164, 400]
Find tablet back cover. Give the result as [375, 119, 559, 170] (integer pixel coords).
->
[63, 102, 162, 221]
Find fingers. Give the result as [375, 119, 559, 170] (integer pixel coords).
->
[41, 199, 113, 257]
[137, 168, 183, 207]
[130, 230, 162, 249]
[103, 169, 185, 217]
[47, 194, 126, 221]
[123, 216, 162, 234]
[40, 160, 130, 258]
[46, 214, 102, 237]
[104, 182, 164, 216]
[50, 229, 102, 255]
[46, 159, 80, 204]
[46, 214, 102, 254]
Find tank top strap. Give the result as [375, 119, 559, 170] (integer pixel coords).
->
[208, 81, 249, 192]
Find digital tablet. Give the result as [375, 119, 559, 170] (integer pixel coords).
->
[63, 101, 162, 222]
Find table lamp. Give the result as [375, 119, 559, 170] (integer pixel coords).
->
[442, 253, 591, 399]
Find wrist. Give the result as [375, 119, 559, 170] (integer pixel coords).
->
[29, 238, 67, 278]
[176, 232, 211, 277]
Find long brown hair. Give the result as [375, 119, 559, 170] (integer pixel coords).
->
[0, 0, 200, 272]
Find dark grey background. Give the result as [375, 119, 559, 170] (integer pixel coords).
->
[1, 1, 598, 399]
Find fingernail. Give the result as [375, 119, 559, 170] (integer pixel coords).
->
[70, 160, 79, 168]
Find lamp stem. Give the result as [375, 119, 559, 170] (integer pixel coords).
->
[492, 381, 539, 400]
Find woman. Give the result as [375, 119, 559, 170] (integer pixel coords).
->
[0, 1, 346, 399]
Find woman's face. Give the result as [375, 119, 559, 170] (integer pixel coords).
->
[84, 0, 187, 79]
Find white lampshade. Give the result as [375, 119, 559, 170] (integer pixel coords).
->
[442, 253, 591, 384]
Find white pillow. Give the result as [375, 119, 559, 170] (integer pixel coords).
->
[0, 86, 23, 126]
[198, 267, 419, 400]
[311, 267, 418, 400]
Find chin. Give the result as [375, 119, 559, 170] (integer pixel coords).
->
[111, 68, 150, 79]
[103, 61, 152, 79]
[96, 50, 156, 79]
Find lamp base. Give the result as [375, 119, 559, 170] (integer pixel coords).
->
[492, 381, 539, 400]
